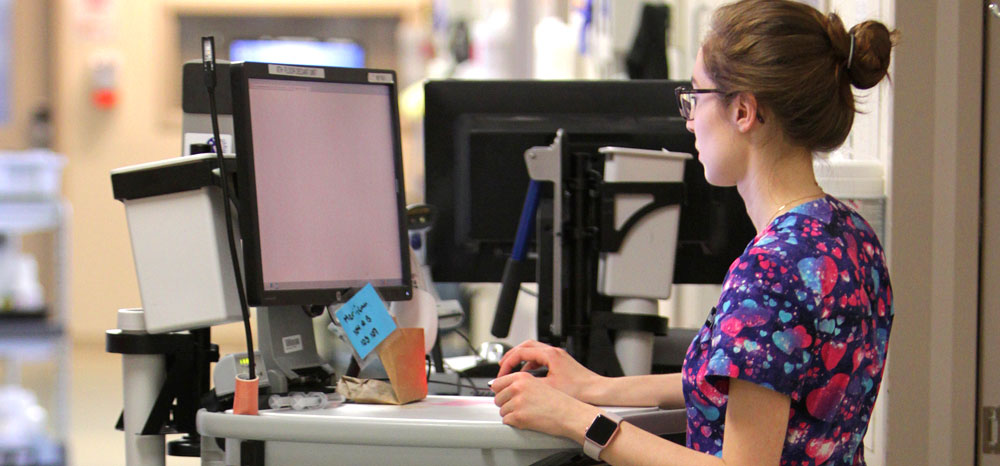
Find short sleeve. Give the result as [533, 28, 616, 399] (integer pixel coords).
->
[702, 242, 822, 403]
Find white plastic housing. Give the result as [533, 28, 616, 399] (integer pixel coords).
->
[121, 186, 242, 333]
[597, 147, 691, 299]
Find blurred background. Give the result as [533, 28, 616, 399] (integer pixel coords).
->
[2, 1, 991, 466]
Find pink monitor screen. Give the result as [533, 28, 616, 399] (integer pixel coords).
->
[247, 78, 403, 291]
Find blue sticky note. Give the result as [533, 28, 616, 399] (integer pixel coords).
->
[335, 283, 397, 359]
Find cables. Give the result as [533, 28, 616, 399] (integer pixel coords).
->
[452, 329, 479, 355]
[202, 36, 256, 381]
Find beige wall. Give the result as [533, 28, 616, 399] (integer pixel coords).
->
[52, 0, 423, 344]
[884, 0, 981, 464]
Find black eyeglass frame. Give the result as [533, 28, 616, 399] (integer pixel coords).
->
[674, 86, 765, 123]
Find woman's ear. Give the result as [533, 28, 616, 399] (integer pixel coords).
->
[731, 93, 762, 133]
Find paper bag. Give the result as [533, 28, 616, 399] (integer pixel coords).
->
[337, 327, 427, 405]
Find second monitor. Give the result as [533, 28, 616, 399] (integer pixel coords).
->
[423, 79, 755, 287]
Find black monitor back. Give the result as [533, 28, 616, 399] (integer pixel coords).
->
[424, 80, 755, 285]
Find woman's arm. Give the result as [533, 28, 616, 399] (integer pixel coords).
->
[492, 375, 789, 466]
[496, 340, 685, 409]
[582, 373, 685, 409]
[601, 378, 789, 465]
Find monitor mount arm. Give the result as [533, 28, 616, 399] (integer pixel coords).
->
[515, 130, 685, 377]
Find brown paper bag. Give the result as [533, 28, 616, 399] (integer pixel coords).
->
[336, 327, 427, 405]
[377, 327, 428, 404]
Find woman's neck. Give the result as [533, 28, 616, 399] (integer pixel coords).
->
[737, 141, 823, 234]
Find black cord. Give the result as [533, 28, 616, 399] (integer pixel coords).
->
[458, 374, 490, 396]
[426, 354, 490, 395]
[452, 329, 479, 355]
[429, 378, 491, 396]
[204, 36, 256, 380]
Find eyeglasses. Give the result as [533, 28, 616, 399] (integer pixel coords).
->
[674, 86, 727, 121]
[674, 86, 766, 123]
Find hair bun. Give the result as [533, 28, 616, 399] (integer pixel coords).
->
[846, 21, 896, 90]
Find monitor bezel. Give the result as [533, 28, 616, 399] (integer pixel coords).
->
[231, 61, 412, 306]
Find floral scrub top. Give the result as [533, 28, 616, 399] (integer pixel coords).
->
[682, 195, 893, 465]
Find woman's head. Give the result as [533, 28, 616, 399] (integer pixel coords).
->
[699, 0, 897, 153]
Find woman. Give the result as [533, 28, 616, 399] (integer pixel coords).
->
[490, 1, 896, 464]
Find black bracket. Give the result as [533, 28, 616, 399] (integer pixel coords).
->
[599, 181, 685, 252]
[586, 311, 669, 378]
[590, 311, 669, 335]
[107, 328, 218, 446]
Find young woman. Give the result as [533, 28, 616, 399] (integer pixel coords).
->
[490, 1, 896, 464]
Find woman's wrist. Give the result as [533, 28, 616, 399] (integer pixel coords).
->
[561, 402, 603, 444]
[575, 374, 611, 404]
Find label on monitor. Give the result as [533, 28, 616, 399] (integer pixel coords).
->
[268, 64, 325, 79]
[282, 335, 304, 354]
[335, 283, 397, 360]
[368, 72, 394, 84]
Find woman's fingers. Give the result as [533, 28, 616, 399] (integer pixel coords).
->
[490, 372, 532, 396]
[492, 373, 590, 438]
[498, 340, 544, 366]
[521, 361, 542, 372]
[496, 346, 549, 377]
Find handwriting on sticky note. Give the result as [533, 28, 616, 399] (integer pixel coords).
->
[335, 283, 397, 359]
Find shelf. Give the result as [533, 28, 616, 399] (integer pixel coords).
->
[0, 318, 65, 364]
[0, 438, 64, 466]
[0, 194, 70, 449]
[0, 319, 62, 339]
[0, 321, 65, 360]
[0, 200, 63, 233]
[0, 309, 48, 320]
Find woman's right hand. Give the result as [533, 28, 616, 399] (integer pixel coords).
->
[495, 340, 603, 402]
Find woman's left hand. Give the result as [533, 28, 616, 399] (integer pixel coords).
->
[491, 371, 600, 441]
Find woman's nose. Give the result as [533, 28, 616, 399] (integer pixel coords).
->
[685, 119, 695, 133]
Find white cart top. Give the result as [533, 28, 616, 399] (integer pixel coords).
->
[198, 395, 685, 450]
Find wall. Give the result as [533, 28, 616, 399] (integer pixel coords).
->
[883, 0, 981, 464]
[52, 0, 424, 345]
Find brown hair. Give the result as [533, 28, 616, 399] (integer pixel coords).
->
[701, 0, 897, 152]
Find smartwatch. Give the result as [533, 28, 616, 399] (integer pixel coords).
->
[583, 412, 623, 461]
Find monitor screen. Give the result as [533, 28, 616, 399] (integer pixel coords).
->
[229, 39, 365, 68]
[231, 62, 411, 306]
[423, 80, 755, 285]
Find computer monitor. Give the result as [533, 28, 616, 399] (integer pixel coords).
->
[230, 62, 411, 307]
[423, 80, 755, 286]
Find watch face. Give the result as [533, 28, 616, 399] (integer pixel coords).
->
[586, 414, 619, 445]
